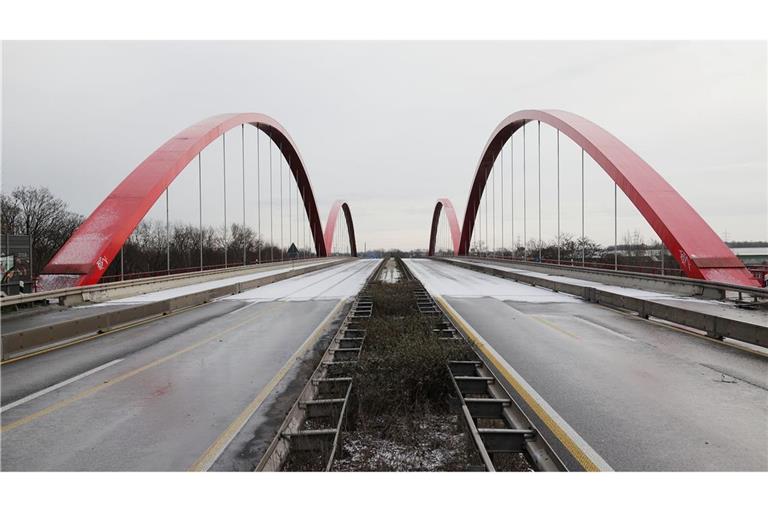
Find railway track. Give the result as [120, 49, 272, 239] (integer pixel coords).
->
[403, 260, 565, 471]
[258, 257, 564, 471]
[256, 259, 383, 471]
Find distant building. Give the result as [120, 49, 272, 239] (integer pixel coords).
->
[731, 247, 768, 266]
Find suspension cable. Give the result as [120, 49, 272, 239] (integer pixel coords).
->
[538, 120, 542, 262]
[511, 131, 514, 257]
[280, 143, 284, 261]
[223, 133, 228, 268]
[492, 153, 496, 255]
[242, 124, 246, 266]
[288, 154, 292, 249]
[166, 187, 170, 274]
[557, 129, 561, 265]
[485, 162, 488, 257]
[501, 141, 504, 254]
[199, 153, 203, 271]
[581, 148, 585, 266]
[614, 182, 618, 270]
[523, 122, 527, 260]
[269, 137, 274, 262]
[257, 128, 261, 264]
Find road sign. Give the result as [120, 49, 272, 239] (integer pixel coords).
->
[287, 243, 299, 259]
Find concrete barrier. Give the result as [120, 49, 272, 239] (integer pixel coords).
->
[455, 257, 768, 301]
[1, 257, 344, 309]
[2, 259, 347, 360]
[439, 258, 768, 349]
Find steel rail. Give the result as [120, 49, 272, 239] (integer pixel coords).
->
[256, 258, 384, 471]
[410, 272, 565, 471]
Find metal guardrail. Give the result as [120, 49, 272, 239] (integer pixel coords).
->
[0, 257, 338, 308]
[449, 256, 768, 301]
[1, 259, 347, 361]
[440, 258, 768, 349]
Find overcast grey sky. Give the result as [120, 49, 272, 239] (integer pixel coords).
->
[2, 41, 766, 250]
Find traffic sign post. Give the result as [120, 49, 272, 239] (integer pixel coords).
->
[287, 243, 299, 269]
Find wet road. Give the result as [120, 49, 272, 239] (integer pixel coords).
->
[405, 258, 768, 471]
[1, 259, 332, 338]
[1, 259, 379, 471]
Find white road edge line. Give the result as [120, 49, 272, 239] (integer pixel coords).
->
[188, 299, 349, 471]
[1, 359, 124, 413]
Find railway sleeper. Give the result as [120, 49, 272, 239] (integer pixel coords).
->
[315, 377, 352, 397]
[448, 360, 483, 376]
[299, 398, 346, 419]
[454, 376, 494, 395]
[282, 429, 337, 452]
[330, 347, 361, 362]
[465, 398, 511, 419]
[339, 337, 365, 348]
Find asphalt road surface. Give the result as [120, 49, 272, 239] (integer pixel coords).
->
[1, 258, 380, 471]
[405, 258, 768, 471]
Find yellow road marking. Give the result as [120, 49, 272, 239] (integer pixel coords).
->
[187, 299, 348, 471]
[1, 302, 210, 366]
[0, 302, 279, 433]
[436, 295, 604, 472]
[531, 315, 580, 340]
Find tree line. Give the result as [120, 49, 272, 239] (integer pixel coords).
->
[1, 186, 313, 283]
[463, 230, 681, 272]
[103, 219, 313, 280]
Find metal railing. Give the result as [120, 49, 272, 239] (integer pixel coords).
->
[446, 255, 768, 301]
[98, 256, 316, 284]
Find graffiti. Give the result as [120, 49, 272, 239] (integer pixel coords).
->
[679, 249, 691, 271]
[96, 256, 109, 271]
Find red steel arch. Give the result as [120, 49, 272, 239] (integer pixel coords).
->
[40, 113, 328, 290]
[428, 198, 461, 256]
[323, 200, 358, 257]
[457, 109, 759, 287]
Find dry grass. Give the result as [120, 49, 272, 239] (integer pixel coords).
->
[334, 264, 478, 471]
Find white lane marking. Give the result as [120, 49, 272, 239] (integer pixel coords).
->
[1, 359, 124, 413]
[573, 316, 636, 341]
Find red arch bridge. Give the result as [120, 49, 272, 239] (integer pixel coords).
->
[428, 109, 760, 288]
[38, 113, 358, 291]
[2, 110, 766, 473]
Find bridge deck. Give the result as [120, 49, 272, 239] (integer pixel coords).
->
[0, 259, 380, 471]
[405, 258, 768, 471]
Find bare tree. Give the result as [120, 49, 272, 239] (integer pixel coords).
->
[1, 186, 83, 275]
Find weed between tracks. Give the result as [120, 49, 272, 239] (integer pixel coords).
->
[331, 261, 481, 471]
